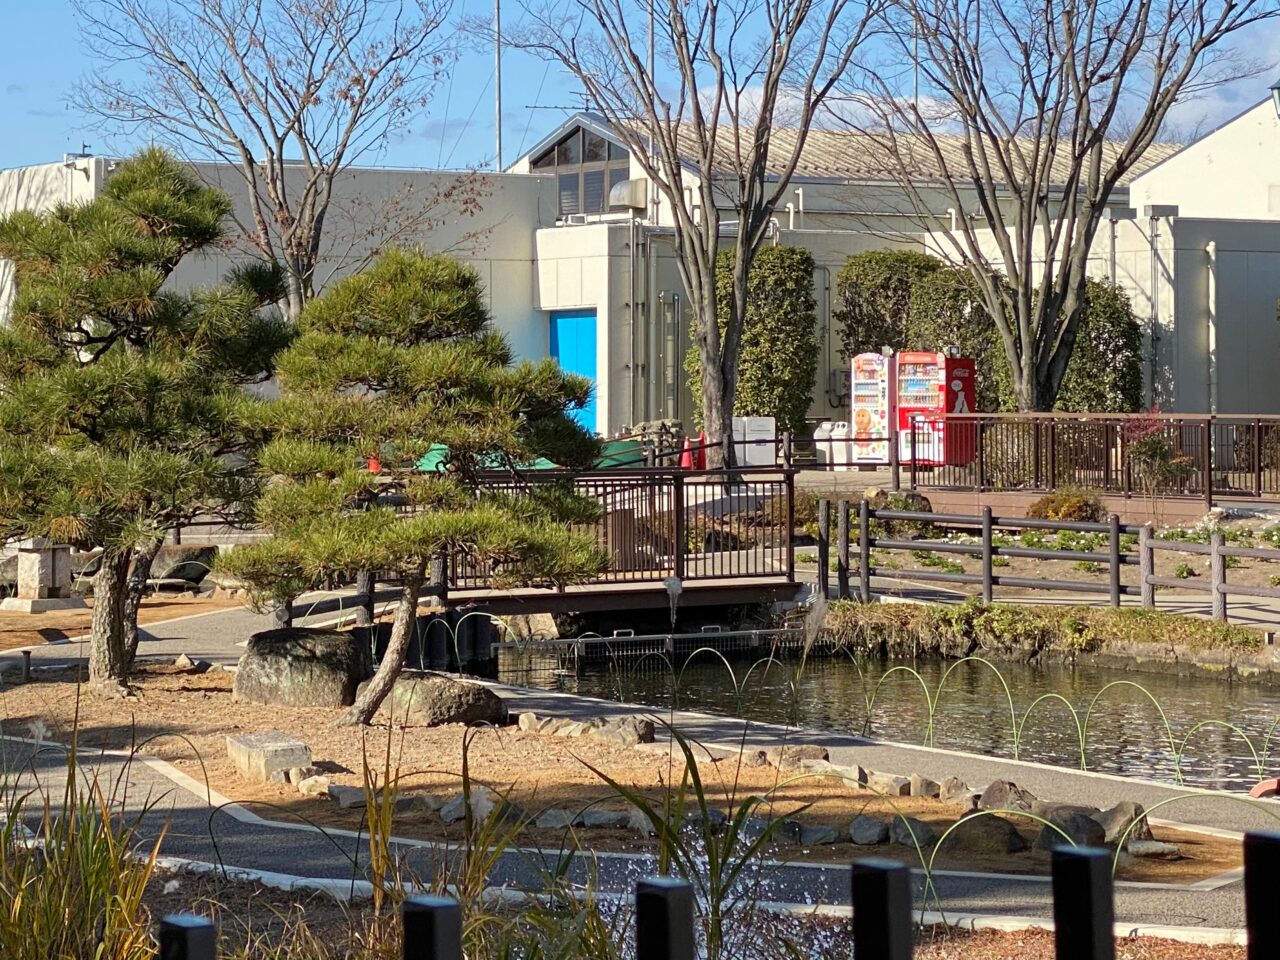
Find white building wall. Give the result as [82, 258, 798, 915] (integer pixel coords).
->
[1129, 101, 1280, 221]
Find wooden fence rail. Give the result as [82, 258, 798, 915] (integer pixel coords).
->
[156, 833, 1280, 959]
[816, 500, 1280, 623]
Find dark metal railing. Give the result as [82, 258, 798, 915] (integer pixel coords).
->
[156, 833, 1280, 959]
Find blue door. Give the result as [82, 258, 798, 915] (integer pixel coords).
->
[549, 309, 598, 433]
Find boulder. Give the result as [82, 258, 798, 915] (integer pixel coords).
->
[297, 775, 331, 798]
[1094, 801, 1153, 846]
[800, 824, 840, 846]
[683, 809, 729, 835]
[939, 777, 976, 806]
[376, 672, 507, 727]
[328, 784, 368, 809]
[1031, 800, 1101, 821]
[151, 545, 218, 582]
[978, 779, 1037, 813]
[910, 774, 941, 799]
[743, 817, 802, 843]
[595, 717, 656, 747]
[574, 809, 632, 829]
[440, 787, 522, 825]
[946, 813, 1028, 855]
[517, 712, 541, 732]
[1128, 840, 1180, 859]
[867, 773, 911, 797]
[226, 731, 311, 784]
[234, 628, 371, 708]
[890, 816, 936, 848]
[765, 744, 830, 769]
[535, 808, 574, 829]
[1035, 810, 1106, 851]
[848, 814, 890, 845]
[173, 654, 211, 673]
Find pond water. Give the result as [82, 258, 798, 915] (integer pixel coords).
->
[504, 655, 1280, 792]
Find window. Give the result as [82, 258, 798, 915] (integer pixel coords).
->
[608, 166, 631, 211]
[531, 127, 632, 217]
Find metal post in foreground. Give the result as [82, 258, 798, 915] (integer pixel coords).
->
[1210, 532, 1227, 622]
[837, 499, 851, 600]
[981, 505, 994, 604]
[1244, 831, 1280, 959]
[636, 877, 695, 960]
[1108, 514, 1121, 609]
[1051, 847, 1114, 960]
[157, 916, 217, 960]
[403, 894, 463, 960]
[858, 498, 872, 603]
[850, 858, 913, 960]
[817, 499, 831, 599]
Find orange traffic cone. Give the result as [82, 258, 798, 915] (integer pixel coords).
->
[678, 436, 694, 469]
[696, 431, 707, 470]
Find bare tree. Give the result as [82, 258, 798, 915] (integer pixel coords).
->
[512, 0, 876, 466]
[843, 0, 1277, 410]
[75, 0, 475, 319]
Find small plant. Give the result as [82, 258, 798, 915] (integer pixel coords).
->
[1026, 486, 1105, 523]
[991, 555, 1011, 568]
[1224, 555, 1243, 569]
[1270, 574, 1280, 587]
[1174, 562, 1197, 579]
[1072, 560, 1102, 574]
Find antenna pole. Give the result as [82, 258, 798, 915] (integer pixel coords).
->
[495, 0, 503, 172]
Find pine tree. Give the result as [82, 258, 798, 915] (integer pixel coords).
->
[0, 149, 288, 691]
[220, 249, 606, 725]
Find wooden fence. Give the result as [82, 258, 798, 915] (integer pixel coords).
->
[816, 500, 1280, 623]
[156, 833, 1280, 959]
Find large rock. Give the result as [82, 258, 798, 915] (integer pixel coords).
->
[375, 672, 507, 727]
[765, 744, 829, 769]
[978, 779, 1037, 813]
[848, 814, 890, 845]
[1035, 810, 1106, 851]
[234, 628, 372, 708]
[946, 813, 1028, 855]
[939, 777, 976, 807]
[890, 816, 936, 848]
[910, 774, 941, 799]
[1094, 801, 1153, 847]
[151, 544, 218, 582]
[226, 731, 311, 783]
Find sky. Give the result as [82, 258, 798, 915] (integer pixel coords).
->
[0, 0, 1276, 173]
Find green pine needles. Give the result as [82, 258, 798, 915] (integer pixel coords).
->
[220, 248, 607, 725]
[0, 148, 288, 691]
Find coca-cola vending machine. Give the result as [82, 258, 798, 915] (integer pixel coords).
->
[849, 353, 894, 464]
[895, 351, 977, 466]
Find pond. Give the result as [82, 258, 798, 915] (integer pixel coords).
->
[502, 654, 1280, 792]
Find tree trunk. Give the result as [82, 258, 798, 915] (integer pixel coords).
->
[122, 537, 164, 673]
[337, 565, 424, 725]
[354, 569, 374, 627]
[89, 551, 133, 691]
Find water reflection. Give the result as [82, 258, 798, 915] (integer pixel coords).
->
[504, 654, 1280, 791]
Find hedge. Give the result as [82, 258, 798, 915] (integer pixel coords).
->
[686, 245, 820, 435]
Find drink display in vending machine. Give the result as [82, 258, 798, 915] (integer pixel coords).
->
[849, 353, 894, 464]
[895, 351, 977, 466]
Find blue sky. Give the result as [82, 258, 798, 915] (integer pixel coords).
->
[0, 1, 1275, 172]
[0, 0, 581, 172]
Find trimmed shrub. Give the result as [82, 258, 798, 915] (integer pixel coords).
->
[687, 245, 820, 435]
[833, 249, 941, 359]
[906, 267, 1004, 412]
[1025, 487, 1106, 523]
[1055, 280, 1144, 413]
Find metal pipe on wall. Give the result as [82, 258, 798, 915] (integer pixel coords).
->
[1206, 240, 1218, 414]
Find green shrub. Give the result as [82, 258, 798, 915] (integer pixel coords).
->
[1173, 563, 1196, 579]
[686, 245, 819, 435]
[1026, 487, 1106, 523]
[832, 249, 941, 359]
[906, 266, 1004, 412]
[1055, 280, 1144, 413]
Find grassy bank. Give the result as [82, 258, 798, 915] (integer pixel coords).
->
[822, 600, 1265, 665]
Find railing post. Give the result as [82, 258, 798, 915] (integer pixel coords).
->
[403, 894, 463, 960]
[784, 470, 795, 583]
[1245, 831, 1280, 960]
[890, 419, 901, 492]
[673, 473, 686, 581]
[1103, 422, 1113, 492]
[981, 505, 993, 604]
[1203, 418, 1215, 508]
[976, 420, 987, 491]
[782, 431, 793, 469]
[1051, 847, 1115, 960]
[817, 499, 831, 599]
[1255, 420, 1265, 497]
[158, 916, 217, 960]
[850, 858, 913, 960]
[636, 877, 695, 960]
[1108, 514, 1121, 609]
[1047, 418, 1058, 490]
[1211, 531, 1227, 622]
[837, 500, 851, 601]
[908, 418, 917, 490]
[1139, 524, 1155, 609]
[858, 499, 872, 603]
[1033, 420, 1043, 488]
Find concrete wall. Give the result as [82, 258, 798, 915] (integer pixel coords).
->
[1130, 101, 1280, 221]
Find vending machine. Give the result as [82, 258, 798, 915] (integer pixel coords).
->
[895, 351, 977, 466]
[849, 353, 894, 464]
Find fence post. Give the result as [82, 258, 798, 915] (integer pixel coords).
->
[403, 894, 462, 960]
[837, 500, 851, 601]
[1211, 531, 1227, 622]
[1108, 514, 1121, 609]
[1245, 831, 1280, 959]
[981, 505, 994, 604]
[817, 499, 831, 599]
[158, 916, 217, 960]
[784, 470, 796, 583]
[1139, 525, 1154, 609]
[908, 418, 917, 490]
[890, 419, 901, 492]
[673, 473, 686, 581]
[976, 420, 987, 490]
[1047, 418, 1058, 490]
[1051, 847, 1115, 960]
[858, 499, 872, 603]
[850, 858, 913, 960]
[1255, 420, 1265, 498]
[782, 431, 793, 469]
[636, 877, 695, 960]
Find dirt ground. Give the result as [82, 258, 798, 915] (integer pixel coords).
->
[0, 665, 1242, 885]
[0, 595, 246, 652]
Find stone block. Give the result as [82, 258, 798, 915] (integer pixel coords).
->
[328, 785, 368, 809]
[536, 808, 574, 829]
[765, 744, 830, 769]
[866, 773, 911, 797]
[1128, 840, 1180, 859]
[226, 731, 311, 784]
[910, 774, 941, 799]
[939, 777, 975, 806]
[947, 813, 1028, 855]
[890, 816, 936, 848]
[800, 824, 839, 846]
[978, 779, 1037, 812]
[574, 809, 632, 829]
[1094, 801, 1153, 846]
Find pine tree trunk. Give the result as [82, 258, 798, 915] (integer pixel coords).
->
[336, 566, 424, 726]
[122, 537, 164, 673]
[89, 551, 133, 691]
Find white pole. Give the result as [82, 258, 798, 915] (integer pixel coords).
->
[495, 0, 503, 172]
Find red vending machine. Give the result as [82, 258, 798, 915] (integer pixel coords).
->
[895, 351, 977, 466]
[849, 353, 894, 464]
